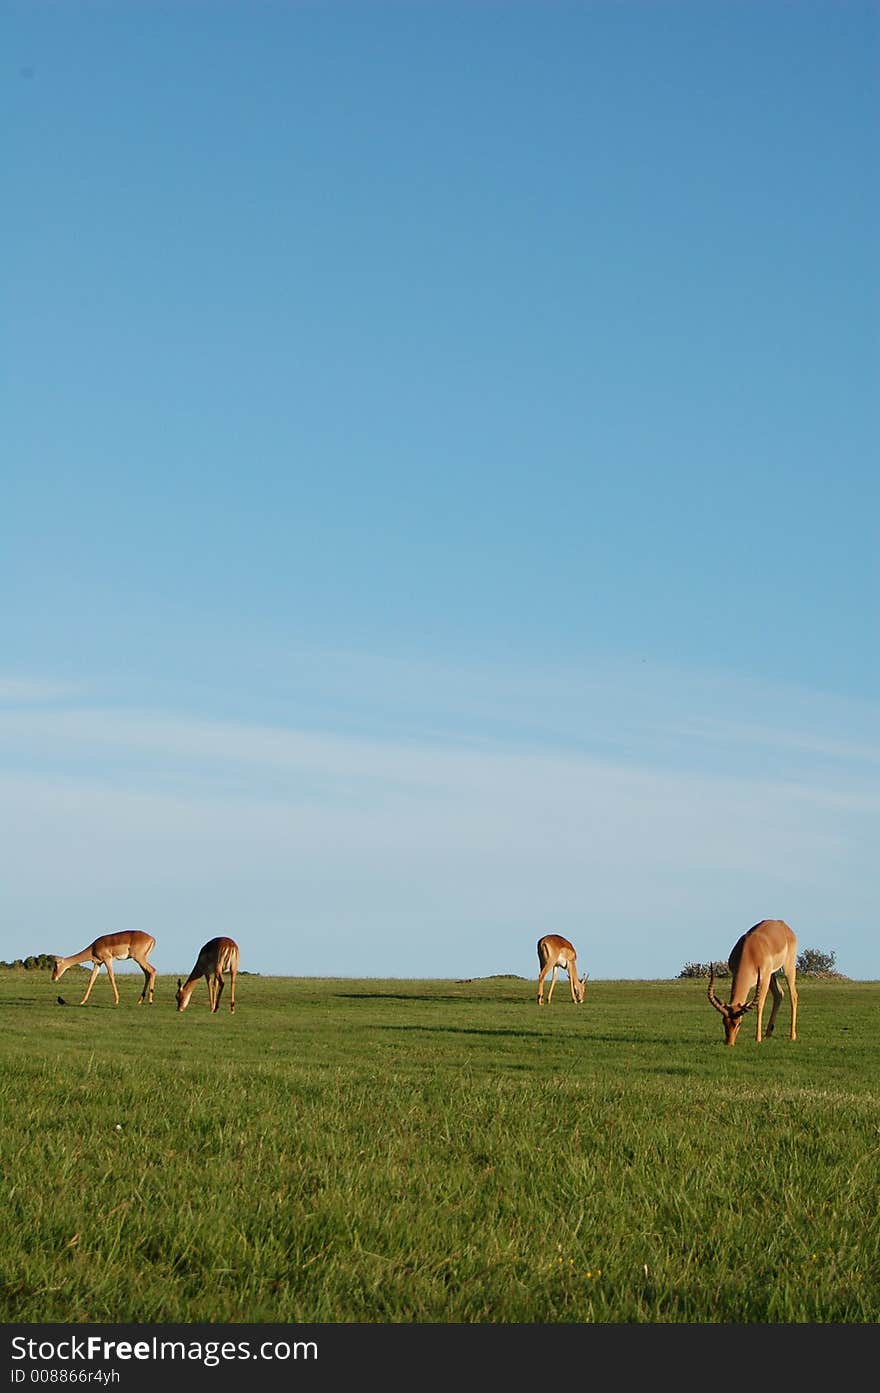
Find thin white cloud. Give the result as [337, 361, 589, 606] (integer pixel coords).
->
[1, 703, 877, 812]
[0, 662, 877, 980]
[667, 717, 880, 766]
[0, 676, 81, 703]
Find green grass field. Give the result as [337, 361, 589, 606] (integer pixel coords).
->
[1, 969, 877, 1324]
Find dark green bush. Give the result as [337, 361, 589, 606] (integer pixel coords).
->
[797, 947, 845, 978]
[678, 961, 730, 979]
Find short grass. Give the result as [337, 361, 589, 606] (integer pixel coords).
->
[0, 970, 877, 1323]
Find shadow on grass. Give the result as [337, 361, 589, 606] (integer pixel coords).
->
[375, 1022, 639, 1044]
[332, 992, 499, 1003]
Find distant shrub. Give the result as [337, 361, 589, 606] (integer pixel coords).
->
[797, 947, 846, 978]
[0, 953, 56, 971]
[678, 961, 730, 979]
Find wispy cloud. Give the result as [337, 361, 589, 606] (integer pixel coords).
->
[667, 717, 880, 766]
[0, 658, 877, 980]
[0, 676, 81, 703]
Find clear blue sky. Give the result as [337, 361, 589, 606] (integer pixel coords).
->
[3, 1, 877, 982]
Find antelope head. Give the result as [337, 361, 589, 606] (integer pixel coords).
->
[574, 972, 589, 1005]
[707, 966, 755, 1047]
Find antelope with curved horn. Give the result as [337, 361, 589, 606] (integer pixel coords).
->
[537, 934, 588, 1005]
[51, 931, 157, 1006]
[707, 919, 798, 1047]
[176, 936, 239, 1014]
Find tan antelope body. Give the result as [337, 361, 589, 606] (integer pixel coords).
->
[177, 937, 239, 1014]
[537, 934, 587, 1005]
[51, 931, 157, 1006]
[708, 919, 798, 1047]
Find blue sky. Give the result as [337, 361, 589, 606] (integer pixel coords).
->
[3, 1, 878, 983]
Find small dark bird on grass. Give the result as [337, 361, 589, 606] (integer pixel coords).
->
[56, 996, 67, 1005]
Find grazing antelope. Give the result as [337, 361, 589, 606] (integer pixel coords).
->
[537, 934, 587, 1005]
[51, 931, 157, 1006]
[707, 919, 798, 1047]
[176, 937, 239, 1014]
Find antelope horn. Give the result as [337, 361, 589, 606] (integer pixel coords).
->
[707, 965, 727, 1015]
